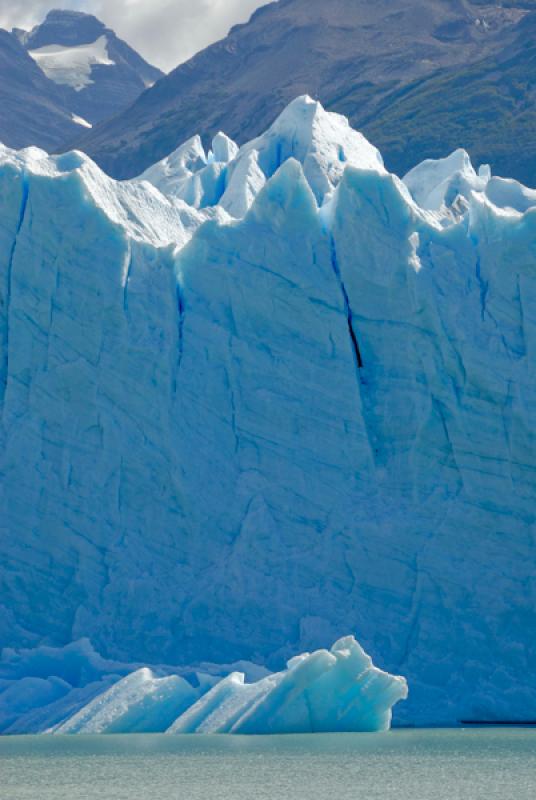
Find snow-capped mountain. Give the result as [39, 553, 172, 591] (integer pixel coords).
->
[0, 10, 163, 152]
[15, 10, 163, 128]
[2, 97, 536, 729]
[74, 0, 534, 180]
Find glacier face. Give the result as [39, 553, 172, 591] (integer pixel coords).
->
[1, 96, 536, 728]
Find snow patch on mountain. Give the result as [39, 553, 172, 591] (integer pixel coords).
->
[29, 35, 115, 91]
[71, 113, 92, 129]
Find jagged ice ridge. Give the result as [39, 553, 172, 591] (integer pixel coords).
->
[1, 96, 536, 732]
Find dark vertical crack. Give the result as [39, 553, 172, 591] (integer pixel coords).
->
[274, 142, 283, 172]
[329, 235, 364, 374]
[1, 175, 29, 411]
[433, 396, 463, 494]
[516, 274, 527, 358]
[224, 361, 240, 454]
[475, 254, 488, 322]
[173, 283, 185, 395]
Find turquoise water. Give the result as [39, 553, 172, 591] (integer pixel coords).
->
[0, 729, 535, 800]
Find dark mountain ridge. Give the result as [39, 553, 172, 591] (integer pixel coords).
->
[16, 9, 163, 127]
[0, 27, 80, 151]
[0, 9, 163, 152]
[73, 0, 534, 180]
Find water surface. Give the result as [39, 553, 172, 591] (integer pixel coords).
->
[1, 729, 535, 800]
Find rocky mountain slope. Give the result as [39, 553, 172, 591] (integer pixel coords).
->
[16, 10, 163, 127]
[73, 0, 534, 181]
[0, 10, 162, 151]
[0, 28, 81, 151]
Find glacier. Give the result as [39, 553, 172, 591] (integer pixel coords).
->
[1, 95, 536, 731]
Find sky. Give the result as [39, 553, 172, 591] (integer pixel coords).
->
[0, 0, 269, 72]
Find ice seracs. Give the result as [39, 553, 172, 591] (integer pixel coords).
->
[2, 97, 536, 733]
[403, 148, 536, 216]
[403, 148, 485, 211]
[211, 132, 239, 164]
[137, 95, 385, 216]
[221, 95, 385, 209]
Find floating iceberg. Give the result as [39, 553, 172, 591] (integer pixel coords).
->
[53, 668, 199, 734]
[49, 637, 407, 735]
[2, 96, 536, 731]
[168, 637, 407, 735]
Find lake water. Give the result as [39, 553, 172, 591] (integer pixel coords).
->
[0, 729, 535, 800]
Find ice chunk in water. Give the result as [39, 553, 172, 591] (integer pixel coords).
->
[168, 636, 407, 734]
[53, 668, 198, 734]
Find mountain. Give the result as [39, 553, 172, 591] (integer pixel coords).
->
[361, 9, 536, 185]
[0, 28, 82, 151]
[0, 10, 163, 152]
[15, 9, 163, 128]
[73, 0, 534, 180]
[2, 97, 536, 729]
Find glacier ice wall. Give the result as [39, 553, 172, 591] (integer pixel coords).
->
[2, 96, 536, 727]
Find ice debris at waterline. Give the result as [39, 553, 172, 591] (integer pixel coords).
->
[51, 638, 407, 735]
[2, 96, 536, 730]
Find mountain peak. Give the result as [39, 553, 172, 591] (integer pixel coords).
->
[23, 8, 107, 49]
[44, 8, 101, 21]
[45, 8, 97, 18]
[2, 7, 164, 152]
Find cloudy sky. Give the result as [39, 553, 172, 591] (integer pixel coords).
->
[0, 0, 269, 72]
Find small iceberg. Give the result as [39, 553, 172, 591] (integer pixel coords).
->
[52, 636, 407, 735]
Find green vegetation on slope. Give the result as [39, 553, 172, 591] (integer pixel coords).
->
[349, 16, 536, 181]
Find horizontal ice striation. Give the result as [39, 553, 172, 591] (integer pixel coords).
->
[2, 95, 536, 730]
[49, 636, 406, 734]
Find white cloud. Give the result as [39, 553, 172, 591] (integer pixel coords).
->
[0, 0, 269, 72]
